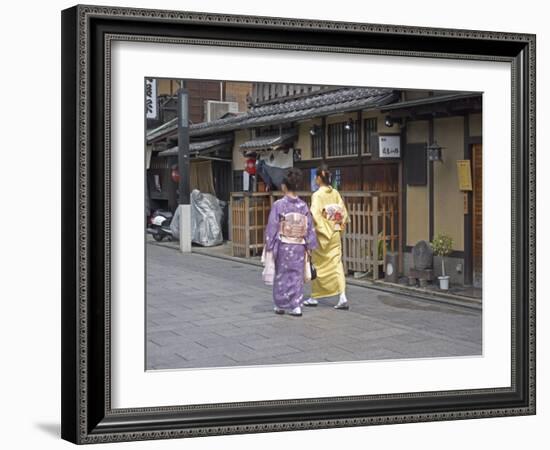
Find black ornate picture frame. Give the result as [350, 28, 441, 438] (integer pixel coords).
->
[61, 4, 536, 444]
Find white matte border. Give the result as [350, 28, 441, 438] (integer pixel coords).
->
[111, 41, 511, 409]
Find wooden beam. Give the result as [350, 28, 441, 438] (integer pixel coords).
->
[322, 116, 327, 162]
[358, 110, 364, 190]
[399, 124, 406, 274]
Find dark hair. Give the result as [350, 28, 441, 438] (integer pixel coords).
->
[281, 167, 303, 192]
[316, 164, 331, 186]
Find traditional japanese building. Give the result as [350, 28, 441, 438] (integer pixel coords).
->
[146, 82, 482, 288]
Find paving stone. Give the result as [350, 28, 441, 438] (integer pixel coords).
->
[240, 334, 314, 351]
[345, 348, 407, 361]
[196, 333, 267, 349]
[146, 350, 187, 369]
[146, 244, 482, 370]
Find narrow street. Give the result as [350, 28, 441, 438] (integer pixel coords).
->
[146, 243, 482, 370]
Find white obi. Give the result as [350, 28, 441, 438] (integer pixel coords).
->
[278, 212, 307, 245]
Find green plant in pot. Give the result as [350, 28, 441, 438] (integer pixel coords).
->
[377, 232, 385, 277]
[431, 233, 453, 290]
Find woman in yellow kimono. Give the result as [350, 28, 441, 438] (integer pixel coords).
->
[303, 166, 349, 310]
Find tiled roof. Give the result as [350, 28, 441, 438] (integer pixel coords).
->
[239, 132, 297, 150]
[158, 136, 233, 157]
[147, 87, 397, 142]
[380, 92, 481, 111]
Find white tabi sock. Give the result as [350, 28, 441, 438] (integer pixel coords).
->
[337, 292, 348, 305]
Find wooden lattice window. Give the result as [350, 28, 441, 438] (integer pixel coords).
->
[233, 170, 244, 192]
[363, 118, 378, 154]
[311, 128, 324, 158]
[328, 120, 359, 157]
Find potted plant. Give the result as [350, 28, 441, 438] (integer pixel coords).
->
[376, 232, 386, 278]
[431, 233, 453, 290]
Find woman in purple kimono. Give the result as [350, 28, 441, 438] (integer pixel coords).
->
[264, 168, 317, 316]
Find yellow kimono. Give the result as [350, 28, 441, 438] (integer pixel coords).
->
[310, 186, 348, 299]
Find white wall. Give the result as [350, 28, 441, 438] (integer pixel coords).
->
[0, 1, 546, 449]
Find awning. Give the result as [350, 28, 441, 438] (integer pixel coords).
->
[239, 132, 297, 151]
[158, 136, 233, 157]
[147, 87, 398, 142]
[380, 92, 481, 111]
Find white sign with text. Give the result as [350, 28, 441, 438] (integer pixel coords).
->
[145, 78, 157, 119]
[379, 135, 401, 158]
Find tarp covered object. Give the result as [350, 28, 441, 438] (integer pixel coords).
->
[256, 159, 288, 190]
[190, 189, 224, 246]
[169, 205, 181, 240]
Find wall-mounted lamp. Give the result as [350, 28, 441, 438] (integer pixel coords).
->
[309, 125, 320, 136]
[426, 141, 444, 162]
[344, 118, 354, 131]
[384, 116, 402, 128]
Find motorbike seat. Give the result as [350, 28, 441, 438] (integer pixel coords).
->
[155, 210, 173, 219]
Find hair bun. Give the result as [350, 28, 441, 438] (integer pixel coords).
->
[316, 165, 331, 186]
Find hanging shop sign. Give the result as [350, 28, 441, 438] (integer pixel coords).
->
[145, 78, 158, 119]
[378, 135, 401, 158]
[456, 160, 473, 191]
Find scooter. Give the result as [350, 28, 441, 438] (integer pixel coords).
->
[147, 210, 175, 241]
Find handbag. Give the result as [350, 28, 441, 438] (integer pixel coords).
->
[261, 247, 275, 285]
[304, 252, 317, 282]
[310, 259, 317, 280]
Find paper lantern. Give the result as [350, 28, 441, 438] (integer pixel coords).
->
[245, 158, 256, 175]
[171, 167, 180, 183]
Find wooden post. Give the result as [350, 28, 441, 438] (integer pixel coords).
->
[253, 198, 263, 256]
[390, 197, 395, 252]
[398, 158, 404, 274]
[382, 199, 387, 263]
[322, 116, 327, 161]
[358, 110, 364, 190]
[342, 197, 348, 271]
[244, 194, 250, 258]
[360, 198, 365, 272]
[230, 194, 235, 257]
[264, 196, 268, 252]
[367, 194, 372, 274]
[372, 195, 379, 280]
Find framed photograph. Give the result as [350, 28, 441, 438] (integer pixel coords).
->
[61, 4, 536, 444]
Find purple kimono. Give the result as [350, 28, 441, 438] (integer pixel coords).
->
[264, 195, 317, 310]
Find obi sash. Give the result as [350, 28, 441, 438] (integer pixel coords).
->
[278, 212, 307, 244]
[323, 203, 345, 231]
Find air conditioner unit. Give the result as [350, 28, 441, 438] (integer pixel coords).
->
[204, 101, 239, 122]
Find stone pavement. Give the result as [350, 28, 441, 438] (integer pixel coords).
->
[146, 243, 482, 370]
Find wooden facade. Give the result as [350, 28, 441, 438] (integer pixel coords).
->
[230, 191, 399, 279]
[185, 80, 222, 124]
[146, 81, 483, 287]
[342, 192, 399, 279]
